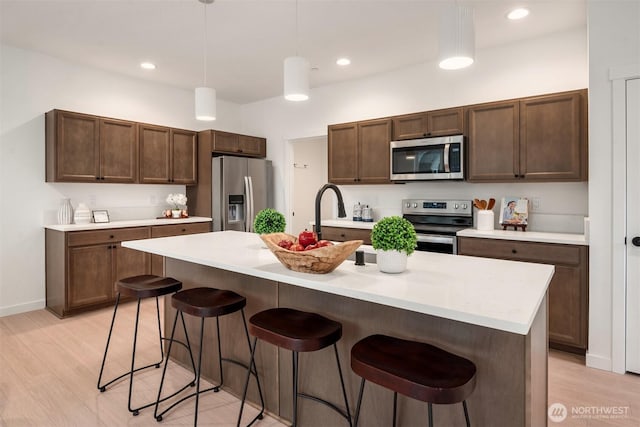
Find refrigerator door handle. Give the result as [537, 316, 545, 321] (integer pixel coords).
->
[248, 176, 255, 232]
[244, 176, 251, 232]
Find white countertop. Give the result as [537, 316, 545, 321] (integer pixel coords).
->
[44, 216, 212, 232]
[457, 228, 588, 246]
[311, 219, 376, 229]
[123, 230, 554, 335]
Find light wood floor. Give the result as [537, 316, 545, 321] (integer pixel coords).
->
[1, 300, 639, 426]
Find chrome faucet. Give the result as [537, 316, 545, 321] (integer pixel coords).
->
[314, 184, 347, 241]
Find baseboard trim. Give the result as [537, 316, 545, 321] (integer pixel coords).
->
[0, 299, 46, 317]
[586, 352, 613, 372]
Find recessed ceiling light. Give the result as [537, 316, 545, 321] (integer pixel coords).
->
[336, 58, 351, 66]
[507, 8, 529, 20]
[140, 62, 156, 70]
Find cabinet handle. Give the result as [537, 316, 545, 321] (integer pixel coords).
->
[109, 235, 114, 239]
[181, 228, 186, 232]
[340, 234, 346, 238]
[511, 249, 517, 254]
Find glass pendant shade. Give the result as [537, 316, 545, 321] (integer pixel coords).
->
[195, 87, 216, 121]
[284, 56, 309, 101]
[438, 4, 475, 70]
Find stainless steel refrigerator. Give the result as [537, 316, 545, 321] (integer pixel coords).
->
[211, 156, 272, 232]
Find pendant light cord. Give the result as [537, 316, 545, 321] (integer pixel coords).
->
[295, 0, 299, 56]
[203, 2, 208, 86]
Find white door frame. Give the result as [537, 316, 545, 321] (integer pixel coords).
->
[611, 63, 640, 374]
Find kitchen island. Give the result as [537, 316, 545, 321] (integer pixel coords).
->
[124, 230, 554, 427]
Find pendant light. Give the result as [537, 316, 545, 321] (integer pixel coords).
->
[438, 3, 475, 70]
[195, 0, 216, 121]
[284, 0, 309, 101]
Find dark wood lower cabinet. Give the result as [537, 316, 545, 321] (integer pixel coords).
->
[319, 226, 372, 245]
[457, 237, 588, 354]
[45, 222, 210, 318]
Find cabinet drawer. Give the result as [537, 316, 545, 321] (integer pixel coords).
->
[67, 227, 150, 247]
[457, 237, 581, 266]
[321, 226, 372, 245]
[151, 222, 211, 238]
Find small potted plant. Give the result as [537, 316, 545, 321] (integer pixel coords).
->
[370, 216, 417, 273]
[253, 208, 286, 234]
[166, 193, 187, 218]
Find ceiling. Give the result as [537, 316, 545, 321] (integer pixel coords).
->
[0, 0, 586, 104]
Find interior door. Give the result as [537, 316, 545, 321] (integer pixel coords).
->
[626, 78, 640, 374]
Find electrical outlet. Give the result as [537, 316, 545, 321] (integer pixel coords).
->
[531, 197, 541, 211]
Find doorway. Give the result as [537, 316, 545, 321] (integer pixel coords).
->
[290, 136, 330, 234]
[626, 78, 640, 374]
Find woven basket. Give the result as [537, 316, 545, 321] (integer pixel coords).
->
[260, 232, 363, 274]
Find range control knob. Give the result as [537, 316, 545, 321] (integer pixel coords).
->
[405, 202, 411, 208]
[454, 203, 459, 209]
[413, 203, 418, 208]
[462, 203, 468, 209]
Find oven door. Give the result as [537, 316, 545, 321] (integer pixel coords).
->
[415, 233, 457, 254]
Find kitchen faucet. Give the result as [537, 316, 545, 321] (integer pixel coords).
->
[314, 183, 347, 241]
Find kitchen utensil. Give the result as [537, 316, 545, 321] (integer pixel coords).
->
[480, 200, 487, 210]
[487, 198, 496, 210]
[473, 199, 482, 209]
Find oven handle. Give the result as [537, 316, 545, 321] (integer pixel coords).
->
[416, 234, 455, 245]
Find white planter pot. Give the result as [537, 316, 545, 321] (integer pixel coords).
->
[376, 249, 408, 274]
[171, 209, 181, 218]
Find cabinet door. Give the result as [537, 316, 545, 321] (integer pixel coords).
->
[392, 113, 428, 140]
[427, 107, 464, 137]
[140, 124, 171, 184]
[54, 111, 100, 181]
[548, 264, 588, 350]
[171, 129, 197, 185]
[519, 91, 585, 181]
[328, 123, 358, 184]
[467, 101, 520, 181]
[239, 135, 267, 157]
[100, 118, 138, 183]
[67, 244, 114, 309]
[114, 244, 151, 282]
[213, 131, 240, 154]
[358, 119, 391, 183]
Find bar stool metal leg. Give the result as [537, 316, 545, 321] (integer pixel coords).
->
[463, 400, 471, 427]
[353, 378, 366, 427]
[292, 351, 299, 427]
[237, 335, 265, 427]
[393, 392, 398, 427]
[333, 344, 352, 427]
[428, 403, 433, 427]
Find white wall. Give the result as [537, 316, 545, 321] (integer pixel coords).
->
[587, 0, 640, 372]
[240, 28, 589, 233]
[0, 44, 242, 316]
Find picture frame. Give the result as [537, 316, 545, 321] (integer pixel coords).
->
[92, 210, 110, 223]
[499, 197, 528, 225]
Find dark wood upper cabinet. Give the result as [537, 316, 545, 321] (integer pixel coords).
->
[358, 118, 392, 183]
[467, 89, 587, 182]
[519, 91, 585, 181]
[392, 107, 464, 140]
[328, 122, 359, 184]
[211, 130, 266, 158]
[139, 125, 197, 185]
[328, 119, 391, 185]
[467, 100, 520, 181]
[46, 110, 136, 183]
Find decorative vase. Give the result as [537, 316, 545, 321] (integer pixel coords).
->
[477, 210, 494, 231]
[74, 202, 92, 224]
[171, 209, 181, 218]
[57, 198, 74, 225]
[376, 249, 408, 274]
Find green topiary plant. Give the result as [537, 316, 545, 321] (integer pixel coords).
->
[370, 216, 417, 255]
[253, 208, 286, 234]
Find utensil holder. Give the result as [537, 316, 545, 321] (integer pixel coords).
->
[477, 210, 494, 231]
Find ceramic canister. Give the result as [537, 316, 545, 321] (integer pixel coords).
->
[477, 210, 494, 231]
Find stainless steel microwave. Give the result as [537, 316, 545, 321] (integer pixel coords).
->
[390, 135, 464, 181]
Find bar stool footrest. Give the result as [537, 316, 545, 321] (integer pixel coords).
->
[298, 392, 351, 423]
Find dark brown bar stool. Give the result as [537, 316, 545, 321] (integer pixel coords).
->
[155, 287, 264, 426]
[351, 334, 476, 427]
[97, 274, 196, 416]
[238, 307, 352, 427]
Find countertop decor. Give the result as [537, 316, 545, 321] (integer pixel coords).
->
[261, 232, 362, 274]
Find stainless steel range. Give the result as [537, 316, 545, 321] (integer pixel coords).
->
[402, 199, 473, 254]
